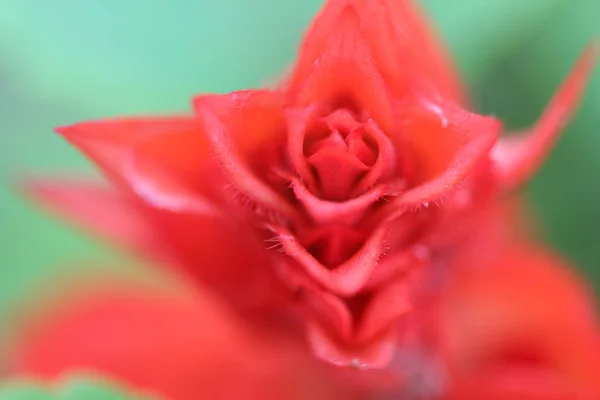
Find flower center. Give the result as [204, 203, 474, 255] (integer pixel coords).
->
[302, 109, 391, 201]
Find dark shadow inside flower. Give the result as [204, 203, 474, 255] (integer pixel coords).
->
[302, 225, 367, 270]
[344, 293, 371, 328]
[320, 94, 365, 119]
[268, 220, 390, 296]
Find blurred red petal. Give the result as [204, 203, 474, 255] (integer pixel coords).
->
[57, 117, 214, 213]
[12, 286, 355, 400]
[50, 116, 287, 311]
[24, 179, 165, 261]
[439, 245, 600, 399]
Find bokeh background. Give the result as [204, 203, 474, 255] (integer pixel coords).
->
[0, 0, 598, 335]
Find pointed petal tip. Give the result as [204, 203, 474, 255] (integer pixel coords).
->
[588, 38, 600, 57]
[576, 40, 598, 78]
[54, 124, 73, 135]
[55, 122, 94, 139]
[20, 178, 57, 202]
[17, 176, 82, 209]
[54, 121, 106, 151]
[55, 124, 79, 144]
[493, 42, 597, 189]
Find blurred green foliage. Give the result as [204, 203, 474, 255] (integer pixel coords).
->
[0, 0, 598, 326]
[0, 374, 158, 400]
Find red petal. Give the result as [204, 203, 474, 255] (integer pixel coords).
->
[492, 44, 597, 189]
[304, 279, 412, 345]
[308, 144, 369, 201]
[372, 0, 465, 102]
[365, 247, 428, 291]
[448, 367, 597, 400]
[356, 282, 412, 343]
[440, 245, 600, 399]
[194, 90, 299, 223]
[290, 175, 387, 225]
[387, 101, 501, 208]
[269, 221, 390, 296]
[24, 179, 165, 261]
[440, 246, 600, 357]
[353, 119, 397, 195]
[286, 5, 395, 131]
[307, 323, 398, 369]
[286, 106, 320, 191]
[57, 117, 216, 214]
[276, 264, 410, 369]
[13, 287, 349, 400]
[193, 90, 285, 154]
[55, 117, 286, 311]
[302, 283, 354, 341]
[288, 0, 464, 121]
[286, 108, 397, 199]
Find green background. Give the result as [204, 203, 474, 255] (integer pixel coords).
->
[0, 0, 598, 324]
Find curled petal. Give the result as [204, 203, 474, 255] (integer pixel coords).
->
[299, 277, 411, 343]
[268, 222, 390, 296]
[355, 282, 412, 343]
[354, 119, 397, 195]
[302, 283, 354, 341]
[290, 176, 389, 225]
[365, 247, 429, 290]
[275, 265, 410, 370]
[286, 109, 397, 201]
[492, 43, 597, 190]
[195, 90, 299, 223]
[286, 106, 320, 191]
[307, 323, 398, 369]
[387, 103, 501, 208]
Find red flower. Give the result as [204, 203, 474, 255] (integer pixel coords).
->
[28, 0, 596, 368]
[9, 280, 364, 400]
[437, 245, 600, 400]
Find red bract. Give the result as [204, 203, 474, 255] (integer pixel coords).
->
[437, 246, 600, 400]
[27, 0, 596, 368]
[10, 282, 363, 400]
